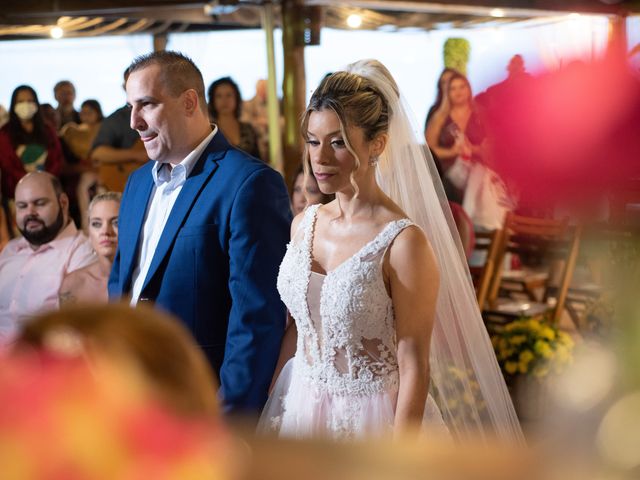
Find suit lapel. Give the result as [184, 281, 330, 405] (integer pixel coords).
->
[140, 135, 228, 294]
[120, 165, 154, 291]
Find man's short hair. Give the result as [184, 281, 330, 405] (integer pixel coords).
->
[49, 175, 64, 197]
[126, 51, 207, 114]
[17, 171, 64, 198]
[54, 80, 74, 94]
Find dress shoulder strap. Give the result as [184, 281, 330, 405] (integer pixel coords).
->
[360, 218, 416, 260]
[291, 204, 321, 244]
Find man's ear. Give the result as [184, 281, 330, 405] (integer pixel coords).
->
[59, 193, 69, 216]
[184, 89, 199, 116]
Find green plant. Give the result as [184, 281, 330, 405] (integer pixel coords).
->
[443, 38, 470, 76]
[491, 318, 574, 382]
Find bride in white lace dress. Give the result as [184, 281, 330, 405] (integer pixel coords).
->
[259, 60, 523, 443]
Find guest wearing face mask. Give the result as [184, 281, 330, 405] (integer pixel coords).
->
[0, 85, 63, 204]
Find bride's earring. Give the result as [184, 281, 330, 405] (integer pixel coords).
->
[369, 156, 379, 167]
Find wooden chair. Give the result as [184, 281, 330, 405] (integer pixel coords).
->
[449, 201, 475, 260]
[483, 213, 582, 326]
[468, 228, 503, 310]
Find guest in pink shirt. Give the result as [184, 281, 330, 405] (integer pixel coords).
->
[0, 171, 93, 342]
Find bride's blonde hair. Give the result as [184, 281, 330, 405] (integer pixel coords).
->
[300, 63, 395, 196]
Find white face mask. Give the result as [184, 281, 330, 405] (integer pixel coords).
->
[14, 101, 38, 121]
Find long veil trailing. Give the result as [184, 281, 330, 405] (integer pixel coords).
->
[345, 60, 524, 444]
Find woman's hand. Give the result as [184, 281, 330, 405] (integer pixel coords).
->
[436, 84, 451, 117]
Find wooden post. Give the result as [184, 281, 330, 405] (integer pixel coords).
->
[153, 33, 167, 52]
[607, 13, 627, 60]
[261, 2, 284, 174]
[281, 0, 308, 189]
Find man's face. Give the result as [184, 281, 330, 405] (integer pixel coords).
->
[126, 64, 191, 165]
[55, 84, 75, 108]
[15, 176, 67, 247]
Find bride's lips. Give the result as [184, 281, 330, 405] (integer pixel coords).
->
[314, 172, 335, 181]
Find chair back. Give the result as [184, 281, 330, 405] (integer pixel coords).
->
[469, 229, 503, 310]
[488, 213, 582, 324]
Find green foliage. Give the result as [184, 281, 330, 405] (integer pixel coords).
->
[443, 38, 470, 75]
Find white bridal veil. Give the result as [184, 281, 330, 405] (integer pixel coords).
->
[345, 59, 524, 444]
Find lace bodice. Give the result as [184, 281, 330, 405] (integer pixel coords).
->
[277, 204, 414, 397]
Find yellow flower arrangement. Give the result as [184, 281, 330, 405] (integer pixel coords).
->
[430, 365, 487, 433]
[491, 318, 574, 382]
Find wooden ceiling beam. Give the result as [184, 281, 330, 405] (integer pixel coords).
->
[0, 1, 212, 23]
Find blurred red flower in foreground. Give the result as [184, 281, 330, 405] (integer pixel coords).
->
[482, 56, 640, 216]
[0, 352, 231, 480]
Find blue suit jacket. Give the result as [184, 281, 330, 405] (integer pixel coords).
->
[108, 132, 291, 414]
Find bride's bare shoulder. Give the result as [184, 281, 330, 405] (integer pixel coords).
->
[388, 223, 439, 278]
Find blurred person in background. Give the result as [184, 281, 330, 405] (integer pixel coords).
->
[39, 103, 61, 133]
[0, 85, 63, 202]
[485, 55, 640, 219]
[290, 164, 334, 215]
[60, 99, 105, 230]
[425, 72, 487, 204]
[90, 70, 148, 192]
[424, 67, 458, 129]
[208, 76, 261, 160]
[59, 192, 120, 305]
[60, 99, 104, 162]
[242, 78, 270, 161]
[0, 304, 231, 479]
[53, 80, 80, 129]
[15, 303, 220, 417]
[0, 172, 93, 344]
[0, 104, 8, 128]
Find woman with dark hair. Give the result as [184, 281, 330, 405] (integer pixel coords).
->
[0, 85, 63, 200]
[425, 72, 487, 204]
[207, 76, 261, 160]
[60, 99, 104, 162]
[60, 99, 105, 228]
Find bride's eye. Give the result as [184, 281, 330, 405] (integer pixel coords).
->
[305, 139, 320, 146]
[331, 139, 345, 148]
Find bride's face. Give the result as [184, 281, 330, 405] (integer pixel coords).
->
[306, 109, 372, 195]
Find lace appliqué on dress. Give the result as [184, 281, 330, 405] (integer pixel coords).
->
[271, 205, 419, 438]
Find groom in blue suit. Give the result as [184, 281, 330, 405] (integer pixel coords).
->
[108, 51, 291, 414]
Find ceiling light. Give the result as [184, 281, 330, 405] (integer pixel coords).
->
[490, 8, 505, 18]
[347, 14, 362, 28]
[50, 26, 64, 39]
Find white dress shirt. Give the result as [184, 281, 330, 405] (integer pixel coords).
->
[130, 127, 217, 305]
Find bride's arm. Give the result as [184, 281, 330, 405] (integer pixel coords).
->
[387, 225, 440, 435]
[267, 209, 306, 393]
[268, 318, 297, 393]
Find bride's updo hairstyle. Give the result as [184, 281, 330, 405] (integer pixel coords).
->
[301, 60, 399, 195]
